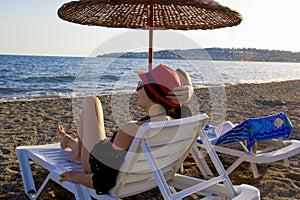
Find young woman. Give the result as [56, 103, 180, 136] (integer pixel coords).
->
[57, 64, 193, 194]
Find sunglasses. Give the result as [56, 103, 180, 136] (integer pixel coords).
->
[136, 81, 144, 92]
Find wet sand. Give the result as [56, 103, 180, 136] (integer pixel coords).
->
[1, 80, 300, 199]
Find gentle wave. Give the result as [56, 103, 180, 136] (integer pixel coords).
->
[0, 90, 136, 102]
[1, 79, 299, 103]
[100, 74, 120, 81]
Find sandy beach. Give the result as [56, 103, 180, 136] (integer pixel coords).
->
[1, 80, 300, 199]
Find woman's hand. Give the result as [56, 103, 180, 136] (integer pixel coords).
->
[167, 68, 194, 105]
[59, 170, 94, 188]
[167, 85, 194, 105]
[59, 170, 82, 183]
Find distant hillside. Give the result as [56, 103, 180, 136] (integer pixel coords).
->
[97, 48, 300, 62]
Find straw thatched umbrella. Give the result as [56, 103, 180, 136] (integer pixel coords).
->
[58, 0, 242, 70]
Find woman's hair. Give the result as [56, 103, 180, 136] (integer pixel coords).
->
[144, 83, 192, 119]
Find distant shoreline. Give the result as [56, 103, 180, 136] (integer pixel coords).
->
[97, 48, 300, 63]
[1, 47, 300, 63]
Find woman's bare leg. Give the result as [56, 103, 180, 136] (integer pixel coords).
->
[57, 96, 106, 171]
[79, 96, 106, 173]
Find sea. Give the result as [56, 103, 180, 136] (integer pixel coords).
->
[1, 54, 300, 102]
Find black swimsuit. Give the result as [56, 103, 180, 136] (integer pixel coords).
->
[89, 137, 126, 195]
[89, 116, 150, 195]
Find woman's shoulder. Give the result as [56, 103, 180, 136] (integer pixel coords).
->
[119, 121, 140, 136]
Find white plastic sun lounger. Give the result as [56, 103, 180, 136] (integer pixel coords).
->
[16, 114, 260, 199]
[197, 112, 300, 178]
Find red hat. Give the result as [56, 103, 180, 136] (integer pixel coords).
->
[137, 64, 183, 107]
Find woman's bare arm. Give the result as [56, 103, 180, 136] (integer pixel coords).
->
[167, 68, 194, 105]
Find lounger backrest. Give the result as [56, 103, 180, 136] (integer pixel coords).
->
[111, 114, 209, 198]
[216, 112, 293, 151]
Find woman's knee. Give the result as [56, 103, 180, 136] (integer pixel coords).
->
[83, 96, 103, 122]
[93, 96, 102, 110]
[83, 96, 101, 109]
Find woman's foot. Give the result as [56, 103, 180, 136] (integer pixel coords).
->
[66, 153, 81, 164]
[57, 125, 78, 152]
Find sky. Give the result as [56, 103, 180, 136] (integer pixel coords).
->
[0, 0, 300, 57]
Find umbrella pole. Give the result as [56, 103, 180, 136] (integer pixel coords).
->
[148, 27, 153, 71]
[148, 5, 154, 71]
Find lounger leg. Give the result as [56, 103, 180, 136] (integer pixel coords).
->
[226, 158, 244, 176]
[197, 130, 236, 198]
[190, 145, 213, 179]
[279, 139, 290, 167]
[250, 163, 260, 179]
[16, 148, 55, 199]
[16, 148, 37, 198]
[33, 173, 52, 199]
